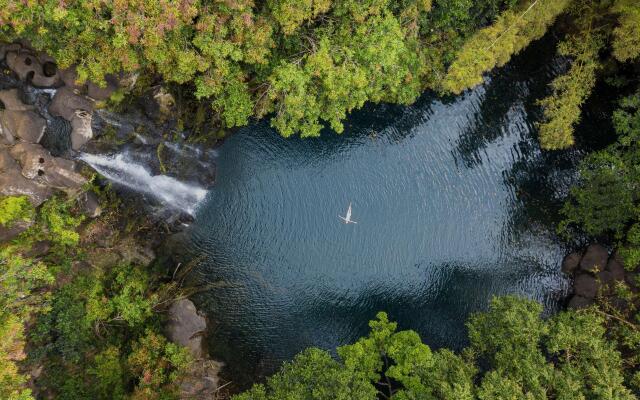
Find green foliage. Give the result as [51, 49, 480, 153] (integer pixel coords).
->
[234, 296, 637, 399]
[38, 196, 83, 247]
[537, 33, 603, 149]
[267, 8, 422, 137]
[0, 192, 191, 399]
[268, 0, 332, 35]
[611, 0, 640, 62]
[127, 330, 192, 400]
[561, 91, 640, 267]
[0, 315, 34, 400]
[89, 347, 127, 400]
[1, 0, 638, 143]
[26, 241, 194, 400]
[536, 0, 611, 150]
[0, 196, 34, 227]
[467, 296, 552, 399]
[442, 0, 640, 150]
[560, 150, 635, 236]
[0, 0, 515, 138]
[442, 0, 571, 95]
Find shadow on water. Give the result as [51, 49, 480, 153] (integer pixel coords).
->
[180, 31, 615, 389]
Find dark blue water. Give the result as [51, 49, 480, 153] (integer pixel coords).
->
[184, 39, 591, 384]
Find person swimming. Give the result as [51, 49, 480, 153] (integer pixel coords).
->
[339, 202, 357, 224]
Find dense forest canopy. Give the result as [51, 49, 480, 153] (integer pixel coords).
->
[2, 0, 637, 146]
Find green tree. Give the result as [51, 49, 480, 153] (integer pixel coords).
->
[0, 196, 34, 227]
[560, 91, 640, 266]
[611, 0, 640, 62]
[234, 296, 637, 399]
[441, 0, 571, 95]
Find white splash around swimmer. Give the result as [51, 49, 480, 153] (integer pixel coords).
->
[79, 152, 208, 215]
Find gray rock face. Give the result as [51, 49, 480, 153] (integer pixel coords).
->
[9, 142, 52, 179]
[166, 299, 207, 360]
[579, 244, 608, 274]
[49, 87, 93, 121]
[0, 109, 46, 143]
[0, 147, 51, 206]
[561, 252, 582, 275]
[70, 110, 93, 150]
[574, 274, 599, 298]
[9, 142, 87, 190]
[165, 298, 225, 398]
[179, 359, 224, 399]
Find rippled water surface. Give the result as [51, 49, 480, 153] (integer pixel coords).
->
[184, 40, 595, 383]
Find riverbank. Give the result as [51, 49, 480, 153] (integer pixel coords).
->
[562, 244, 639, 309]
[0, 41, 228, 399]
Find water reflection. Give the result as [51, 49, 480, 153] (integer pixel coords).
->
[183, 36, 593, 386]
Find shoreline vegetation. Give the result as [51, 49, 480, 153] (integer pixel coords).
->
[0, 0, 639, 399]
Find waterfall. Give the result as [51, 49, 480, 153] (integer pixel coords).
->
[79, 152, 208, 215]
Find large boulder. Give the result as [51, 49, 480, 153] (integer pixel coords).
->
[25, 240, 52, 258]
[10, 142, 51, 179]
[561, 251, 582, 275]
[0, 120, 12, 145]
[49, 87, 93, 121]
[87, 75, 118, 101]
[0, 43, 21, 62]
[579, 244, 608, 274]
[574, 273, 599, 299]
[59, 67, 86, 91]
[5, 50, 59, 87]
[0, 89, 34, 111]
[597, 270, 614, 292]
[0, 147, 51, 205]
[5, 50, 39, 81]
[607, 253, 626, 282]
[78, 191, 101, 218]
[567, 295, 593, 310]
[0, 109, 46, 143]
[166, 299, 207, 359]
[9, 142, 87, 190]
[0, 219, 32, 242]
[35, 52, 60, 86]
[70, 110, 93, 150]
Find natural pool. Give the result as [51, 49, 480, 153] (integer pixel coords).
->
[183, 38, 603, 384]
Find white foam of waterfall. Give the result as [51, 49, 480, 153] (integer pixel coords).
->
[79, 152, 208, 215]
